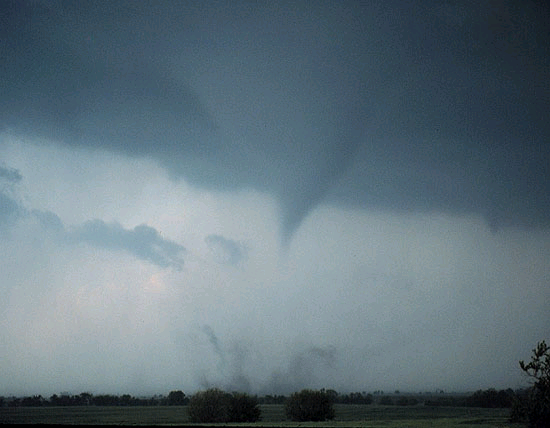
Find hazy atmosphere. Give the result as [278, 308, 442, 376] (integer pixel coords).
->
[1, 0, 549, 397]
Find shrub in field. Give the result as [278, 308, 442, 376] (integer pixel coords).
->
[187, 388, 261, 423]
[188, 388, 230, 423]
[228, 392, 261, 422]
[285, 389, 335, 421]
[167, 390, 188, 405]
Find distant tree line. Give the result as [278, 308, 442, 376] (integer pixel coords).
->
[0, 390, 189, 407]
[377, 395, 420, 406]
[2, 341, 546, 425]
[257, 390, 374, 405]
[285, 389, 335, 421]
[257, 394, 287, 404]
[333, 390, 374, 404]
[0, 387, 525, 410]
[424, 388, 516, 408]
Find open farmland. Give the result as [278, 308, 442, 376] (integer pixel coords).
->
[0, 404, 523, 427]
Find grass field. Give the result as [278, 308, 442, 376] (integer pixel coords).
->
[0, 404, 524, 427]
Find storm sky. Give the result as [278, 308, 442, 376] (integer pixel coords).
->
[1, 0, 549, 397]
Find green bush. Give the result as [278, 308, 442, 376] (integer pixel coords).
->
[187, 388, 261, 423]
[285, 389, 335, 422]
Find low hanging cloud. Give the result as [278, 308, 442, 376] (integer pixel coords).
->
[32, 209, 65, 234]
[37, 212, 187, 269]
[0, 166, 185, 269]
[0, 166, 23, 227]
[0, 192, 20, 226]
[0, 165, 22, 184]
[205, 234, 247, 266]
[69, 220, 185, 270]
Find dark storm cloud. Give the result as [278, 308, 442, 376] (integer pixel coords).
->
[205, 234, 247, 266]
[1, 0, 215, 150]
[2, 1, 549, 240]
[70, 220, 185, 269]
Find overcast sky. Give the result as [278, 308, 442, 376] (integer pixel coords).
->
[1, 0, 549, 397]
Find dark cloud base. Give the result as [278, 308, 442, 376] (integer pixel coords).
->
[1, 0, 549, 242]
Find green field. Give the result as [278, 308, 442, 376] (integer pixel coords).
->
[0, 404, 524, 427]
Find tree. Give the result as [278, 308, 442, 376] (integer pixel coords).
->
[379, 395, 394, 405]
[78, 392, 93, 406]
[187, 388, 261, 423]
[325, 389, 339, 402]
[515, 340, 550, 427]
[167, 390, 187, 405]
[188, 388, 230, 423]
[228, 392, 261, 422]
[285, 389, 335, 422]
[466, 388, 514, 408]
